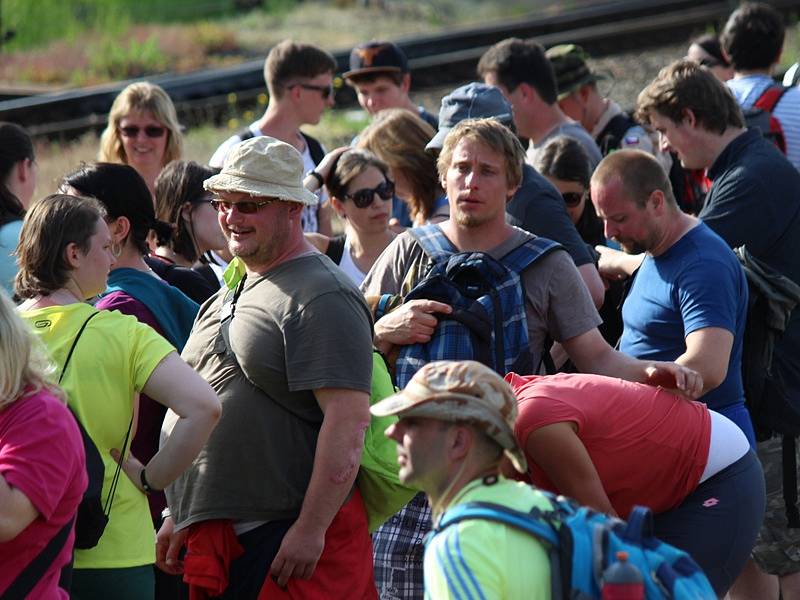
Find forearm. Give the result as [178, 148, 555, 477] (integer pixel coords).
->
[144, 401, 220, 490]
[294, 405, 369, 535]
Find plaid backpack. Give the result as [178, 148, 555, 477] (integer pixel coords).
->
[395, 224, 561, 388]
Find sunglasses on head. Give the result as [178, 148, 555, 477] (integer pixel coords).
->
[562, 190, 587, 208]
[289, 82, 334, 100]
[345, 180, 395, 208]
[210, 198, 278, 214]
[119, 125, 167, 138]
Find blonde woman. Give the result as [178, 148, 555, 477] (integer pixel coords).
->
[357, 108, 447, 227]
[16, 194, 220, 600]
[0, 288, 86, 598]
[99, 82, 183, 196]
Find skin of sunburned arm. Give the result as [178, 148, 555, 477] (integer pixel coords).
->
[561, 327, 704, 398]
[578, 262, 606, 308]
[595, 246, 644, 280]
[0, 477, 39, 541]
[269, 388, 371, 587]
[524, 421, 618, 517]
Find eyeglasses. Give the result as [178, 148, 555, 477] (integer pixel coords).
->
[210, 198, 278, 214]
[119, 125, 167, 138]
[698, 57, 723, 69]
[345, 180, 395, 208]
[289, 82, 334, 100]
[562, 190, 587, 208]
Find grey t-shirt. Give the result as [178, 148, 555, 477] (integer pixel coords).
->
[361, 226, 602, 370]
[527, 121, 603, 170]
[166, 253, 373, 529]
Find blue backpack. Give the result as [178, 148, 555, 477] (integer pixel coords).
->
[395, 225, 561, 388]
[435, 493, 716, 599]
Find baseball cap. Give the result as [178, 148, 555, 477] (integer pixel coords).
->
[426, 82, 514, 151]
[371, 360, 527, 473]
[204, 136, 318, 206]
[546, 44, 607, 101]
[344, 41, 409, 80]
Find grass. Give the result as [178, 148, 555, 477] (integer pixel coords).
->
[1, 0, 559, 86]
[34, 105, 373, 196]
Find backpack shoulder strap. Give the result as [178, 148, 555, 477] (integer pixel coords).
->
[300, 132, 326, 165]
[1, 516, 75, 600]
[755, 85, 790, 113]
[500, 237, 563, 274]
[406, 224, 458, 263]
[59, 311, 100, 384]
[325, 235, 346, 265]
[436, 501, 559, 547]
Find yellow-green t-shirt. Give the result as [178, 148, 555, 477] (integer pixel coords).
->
[21, 302, 174, 569]
[424, 478, 553, 600]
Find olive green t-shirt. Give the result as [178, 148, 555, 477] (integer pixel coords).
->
[166, 253, 373, 529]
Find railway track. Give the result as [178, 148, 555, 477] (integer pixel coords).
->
[2, 0, 800, 138]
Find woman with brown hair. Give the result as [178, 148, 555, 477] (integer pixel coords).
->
[98, 82, 183, 196]
[15, 193, 220, 600]
[357, 108, 447, 227]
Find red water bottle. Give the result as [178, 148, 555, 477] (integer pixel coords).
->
[601, 551, 645, 600]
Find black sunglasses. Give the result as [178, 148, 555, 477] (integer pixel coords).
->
[345, 180, 395, 208]
[210, 198, 277, 214]
[289, 82, 334, 100]
[562, 191, 587, 208]
[119, 125, 167, 138]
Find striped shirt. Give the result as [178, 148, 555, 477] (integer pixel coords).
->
[424, 477, 552, 600]
[728, 74, 800, 171]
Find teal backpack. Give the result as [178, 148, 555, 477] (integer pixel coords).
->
[434, 491, 716, 599]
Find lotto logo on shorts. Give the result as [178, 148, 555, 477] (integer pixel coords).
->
[703, 497, 719, 508]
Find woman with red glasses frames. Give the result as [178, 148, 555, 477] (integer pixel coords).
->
[99, 82, 183, 198]
[303, 148, 396, 286]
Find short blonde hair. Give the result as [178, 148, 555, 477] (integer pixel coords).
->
[437, 118, 525, 189]
[98, 82, 183, 166]
[0, 290, 60, 410]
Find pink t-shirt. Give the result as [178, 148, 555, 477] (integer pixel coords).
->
[507, 372, 710, 518]
[0, 389, 87, 598]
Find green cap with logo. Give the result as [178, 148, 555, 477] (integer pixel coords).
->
[546, 44, 607, 101]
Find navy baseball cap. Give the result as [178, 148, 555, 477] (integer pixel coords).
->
[426, 82, 515, 151]
[344, 41, 409, 79]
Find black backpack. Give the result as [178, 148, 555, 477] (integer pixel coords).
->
[59, 312, 132, 550]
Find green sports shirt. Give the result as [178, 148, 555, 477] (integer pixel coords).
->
[424, 477, 553, 600]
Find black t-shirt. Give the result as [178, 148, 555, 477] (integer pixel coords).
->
[701, 129, 800, 393]
[506, 164, 594, 267]
[145, 255, 219, 304]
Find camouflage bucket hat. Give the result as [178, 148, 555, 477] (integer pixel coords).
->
[371, 360, 527, 473]
[546, 43, 608, 101]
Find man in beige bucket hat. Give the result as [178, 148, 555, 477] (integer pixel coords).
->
[159, 135, 377, 598]
[371, 360, 553, 598]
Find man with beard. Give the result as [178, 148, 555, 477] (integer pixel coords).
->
[361, 118, 703, 599]
[591, 149, 752, 444]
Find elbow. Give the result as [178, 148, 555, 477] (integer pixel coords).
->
[702, 366, 728, 395]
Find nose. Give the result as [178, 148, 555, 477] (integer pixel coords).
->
[385, 422, 403, 441]
[465, 170, 478, 188]
[326, 91, 335, 108]
[604, 219, 617, 240]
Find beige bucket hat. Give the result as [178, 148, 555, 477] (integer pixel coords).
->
[371, 360, 527, 473]
[203, 136, 319, 206]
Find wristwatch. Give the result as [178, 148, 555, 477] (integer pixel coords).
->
[306, 170, 324, 188]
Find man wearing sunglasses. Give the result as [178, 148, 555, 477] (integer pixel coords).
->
[159, 136, 377, 598]
[209, 39, 337, 236]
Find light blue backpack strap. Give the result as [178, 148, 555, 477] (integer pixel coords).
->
[500, 236, 563, 274]
[407, 224, 457, 264]
[436, 501, 560, 547]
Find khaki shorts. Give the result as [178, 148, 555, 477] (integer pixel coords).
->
[752, 436, 800, 576]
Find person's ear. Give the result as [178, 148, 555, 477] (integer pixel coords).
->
[648, 189, 665, 212]
[63, 241, 83, 269]
[681, 108, 697, 129]
[400, 73, 411, 94]
[331, 196, 346, 219]
[449, 425, 472, 462]
[179, 202, 193, 224]
[108, 216, 130, 244]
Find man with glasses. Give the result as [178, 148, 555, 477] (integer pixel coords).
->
[209, 39, 337, 235]
[159, 136, 377, 599]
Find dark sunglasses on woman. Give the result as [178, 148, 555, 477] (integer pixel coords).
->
[119, 125, 167, 138]
[562, 190, 587, 208]
[345, 180, 395, 208]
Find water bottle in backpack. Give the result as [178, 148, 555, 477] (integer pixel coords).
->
[602, 551, 644, 600]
